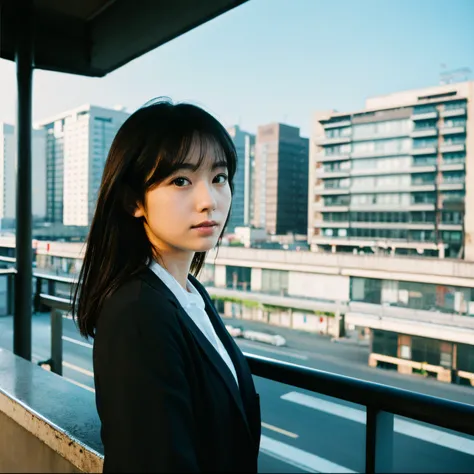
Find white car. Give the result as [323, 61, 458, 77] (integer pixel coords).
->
[225, 325, 243, 338]
[242, 330, 286, 347]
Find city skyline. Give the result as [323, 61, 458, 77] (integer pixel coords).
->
[0, 0, 473, 137]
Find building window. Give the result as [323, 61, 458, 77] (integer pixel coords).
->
[261, 269, 289, 295]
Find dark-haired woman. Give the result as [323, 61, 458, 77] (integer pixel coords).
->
[72, 99, 261, 472]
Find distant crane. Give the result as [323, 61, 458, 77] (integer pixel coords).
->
[439, 65, 472, 85]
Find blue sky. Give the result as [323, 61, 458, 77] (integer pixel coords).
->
[0, 0, 473, 136]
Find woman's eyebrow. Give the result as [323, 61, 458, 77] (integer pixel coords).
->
[172, 159, 227, 174]
[211, 160, 228, 170]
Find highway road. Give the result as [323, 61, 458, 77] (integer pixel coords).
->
[0, 313, 473, 473]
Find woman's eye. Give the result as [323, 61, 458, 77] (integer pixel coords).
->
[172, 177, 191, 187]
[214, 174, 228, 184]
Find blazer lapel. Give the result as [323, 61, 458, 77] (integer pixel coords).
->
[188, 276, 258, 424]
[139, 268, 252, 436]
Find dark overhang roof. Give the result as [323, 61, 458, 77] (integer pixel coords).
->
[0, 0, 247, 77]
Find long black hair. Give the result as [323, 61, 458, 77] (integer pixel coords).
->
[72, 99, 237, 339]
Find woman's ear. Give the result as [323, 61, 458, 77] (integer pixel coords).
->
[122, 184, 145, 218]
[133, 203, 145, 218]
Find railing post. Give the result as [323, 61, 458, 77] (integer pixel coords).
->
[7, 273, 15, 316]
[48, 278, 56, 297]
[33, 276, 42, 313]
[50, 308, 63, 376]
[365, 407, 394, 473]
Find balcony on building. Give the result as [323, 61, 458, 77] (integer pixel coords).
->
[408, 203, 436, 211]
[411, 145, 438, 155]
[314, 220, 350, 228]
[315, 168, 350, 179]
[439, 182, 465, 192]
[410, 126, 438, 138]
[350, 168, 411, 177]
[315, 135, 351, 146]
[440, 143, 466, 154]
[317, 204, 350, 213]
[409, 165, 437, 174]
[439, 223, 463, 232]
[350, 149, 409, 159]
[319, 187, 351, 196]
[440, 124, 466, 135]
[411, 106, 438, 121]
[315, 151, 350, 163]
[322, 119, 351, 129]
[318, 195, 350, 209]
[349, 202, 436, 212]
[410, 183, 436, 192]
[440, 103, 467, 118]
[440, 162, 465, 172]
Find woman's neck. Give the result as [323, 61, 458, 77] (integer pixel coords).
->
[155, 252, 194, 291]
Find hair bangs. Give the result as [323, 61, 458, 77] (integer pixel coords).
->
[144, 109, 237, 193]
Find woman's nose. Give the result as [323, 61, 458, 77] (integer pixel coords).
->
[197, 183, 217, 212]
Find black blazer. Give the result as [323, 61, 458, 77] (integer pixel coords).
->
[93, 267, 261, 473]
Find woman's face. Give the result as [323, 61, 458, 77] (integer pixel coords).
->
[134, 139, 232, 256]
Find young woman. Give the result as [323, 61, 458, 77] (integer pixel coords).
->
[72, 99, 261, 473]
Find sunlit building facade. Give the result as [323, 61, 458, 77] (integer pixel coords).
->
[37, 105, 129, 226]
[309, 81, 474, 259]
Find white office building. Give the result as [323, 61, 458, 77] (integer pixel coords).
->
[0, 123, 47, 229]
[226, 125, 255, 232]
[36, 105, 130, 226]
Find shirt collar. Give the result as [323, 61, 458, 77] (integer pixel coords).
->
[149, 260, 204, 310]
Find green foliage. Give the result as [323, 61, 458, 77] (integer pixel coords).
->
[214, 296, 261, 309]
[313, 310, 335, 318]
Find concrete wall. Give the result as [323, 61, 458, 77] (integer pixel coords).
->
[251, 268, 262, 291]
[209, 247, 474, 287]
[288, 272, 350, 301]
[0, 410, 81, 473]
[0, 349, 103, 473]
[215, 264, 226, 287]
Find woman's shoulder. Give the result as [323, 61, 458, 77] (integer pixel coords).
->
[97, 269, 178, 333]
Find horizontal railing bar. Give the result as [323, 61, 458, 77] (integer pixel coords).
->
[39, 294, 73, 313]
[36, 294, 474, 440]
[34, 272, 77, 284]
[0, 268, 17, 275]
[0, 256, 16, 263]
[245, 353, 474, 438]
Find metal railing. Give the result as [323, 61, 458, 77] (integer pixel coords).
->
[31, 285, 474, 474]
[0, 267, 473, 472]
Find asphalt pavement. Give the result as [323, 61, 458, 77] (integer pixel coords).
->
[1, 313, 473, 473]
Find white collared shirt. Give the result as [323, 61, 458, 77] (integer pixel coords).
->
[149, 261, 239, 387]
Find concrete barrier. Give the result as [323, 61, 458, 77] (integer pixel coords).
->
[0, 348, 103, 472]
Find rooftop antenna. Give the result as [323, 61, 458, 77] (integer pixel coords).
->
[440, 64, 472, 85]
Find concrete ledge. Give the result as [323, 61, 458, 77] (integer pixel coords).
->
[0, 348, 103, 472]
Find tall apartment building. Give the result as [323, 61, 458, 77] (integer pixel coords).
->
[253, 123, 309, 235]
[309, 81, 474, 259]
[36, 105, 130, 226]
[0, 123, 46, 229]
[226, 125, 255, 232]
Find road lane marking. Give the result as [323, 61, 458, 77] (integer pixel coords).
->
[282, 391, 474, 456]
[34, 351, 94, 378]
[261, 422, 299, 438]
[63, 361, 94, 377]
[62, 335, 93, 349]
[237, 340, 309, 360]
[63, 377, 95, 393]
[260, 435, 356, 473]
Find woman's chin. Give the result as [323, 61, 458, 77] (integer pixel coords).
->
[190, 238, 219, 253]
